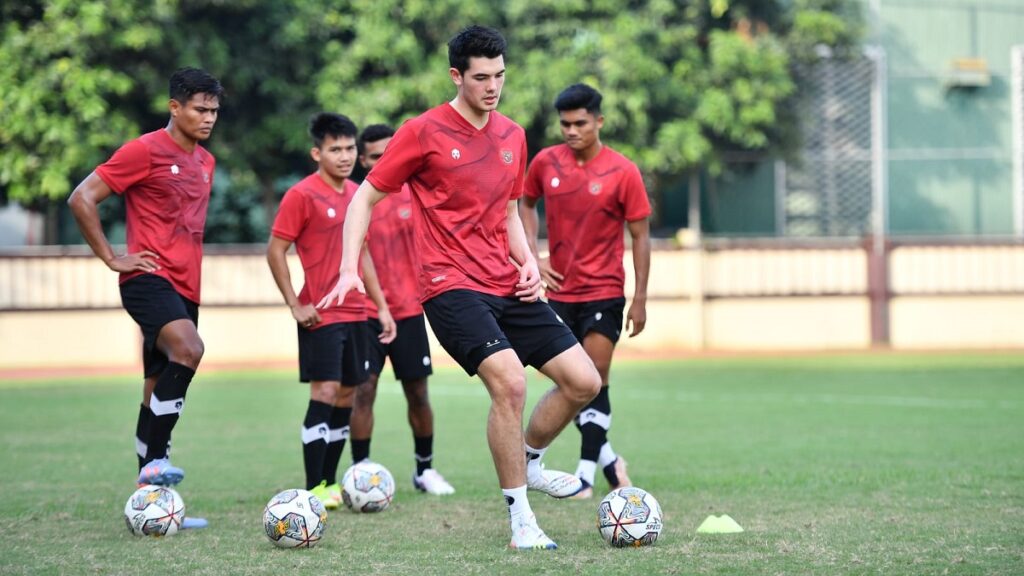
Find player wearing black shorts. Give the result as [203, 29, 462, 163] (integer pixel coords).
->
[350, 124, 455, 495]
[318, 27, 602, 549]
[267, 113, 395, 509]
[521, 83, 652, 499]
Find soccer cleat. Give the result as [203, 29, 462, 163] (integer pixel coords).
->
[137, 458, 184, 486]
[181, 516, 208, 530]
[310, 481, 338, 510]
[325, 482, 343, 509]
[508, 514, 558, 550]
[527, 468, 584, 498]
[568, 478, 594, 500]
[413, 469, 456, 495]
[604, 457, 632, 489]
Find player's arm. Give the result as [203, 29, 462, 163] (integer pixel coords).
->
[267, 235, 321, 327]
[518, 195, 564, 292]
[360, 244, 396, 344]
[316, 180, 388, 308]
[67, 172, 159, 273]
[507, 200, 542, 302]
[625, 218, 651, 337]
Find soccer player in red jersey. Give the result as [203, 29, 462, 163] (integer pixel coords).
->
[520, 83, 652, 499]
[68, 68, 222, 528]
[349, 124, 455, 495]
[318, 26, 601, 550]
[266, 113, 396, 510]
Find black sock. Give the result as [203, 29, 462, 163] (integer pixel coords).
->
[135, 403, 149, 471]
[351, 438, 371, 464]
[144, 363, 194, 464]
[302, 400, 333, 489]
[322, 407, 352, 485]
[577, 386, 611, 462]
[414, 435, 433, 476]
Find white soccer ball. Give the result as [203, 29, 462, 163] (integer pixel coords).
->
[124, 485, 185, 537]
[341, 460, 395, 513]
[263, 489, 327, 548]
[597, 486, 664, 547]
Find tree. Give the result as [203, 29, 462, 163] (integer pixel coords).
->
[1, 0, 862, 243]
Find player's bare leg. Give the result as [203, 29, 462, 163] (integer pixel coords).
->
[350, 374, 378, 462]
[571, 332, 630, 498]
[404, 377, 454, 495]
[476, 349, 554, 549]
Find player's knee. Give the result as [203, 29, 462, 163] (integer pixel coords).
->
[570, 369, 602, 405]
[171, 338, 204, 369]
[489, 373, 527, 412]
[355, 382, 377, 407]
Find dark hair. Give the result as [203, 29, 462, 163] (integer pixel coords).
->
[448, 25, 507, 74]
[358, 124, 395, 154]
[169, 67, 223, 103]
[554, 83, 602, 114]
[309, 113, 358, 148]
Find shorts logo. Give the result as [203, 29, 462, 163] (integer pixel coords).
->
[364, 360, 370, 370]
[501, 150, 513, 164]
[595, 312, 603, 321]
[327, 208, 336, 218]
[451, 148, 461, 160]
[589, 182, 602, 195]
[422, 356, 431, 366]
[399, 208, 411, 219]
[485, 339, 501, 348]
[431, 275, 447, 283]
[170, 164, 180, 175]
[555, 314, 564, 324]
[550, 177, 560, 188]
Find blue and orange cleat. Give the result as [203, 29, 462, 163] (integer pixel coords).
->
[181, 516, 208, 530]
[137, 458, 185, 486]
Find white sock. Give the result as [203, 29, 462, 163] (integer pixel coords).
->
[597, 442, 617, 468]
[502, 485, 531, 520]
[525, 443, 546, 481]
[575, 460, 597, 485]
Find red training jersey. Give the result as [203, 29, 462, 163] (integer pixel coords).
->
[271, 174, 366, 327]
[95, 129, 214, 304]
[365, 104, 527, 301]
[524, 144, 651, 302]
[365, 184, 423, 320]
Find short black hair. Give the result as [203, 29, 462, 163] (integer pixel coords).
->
[169, 67, 223, 103]
[554, 83, 602, 114]
[309, 113, 358, 148]
[358, 124, 395, 154]
[448, 25, 507, 74]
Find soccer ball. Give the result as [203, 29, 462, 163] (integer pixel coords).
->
[124, 485, 185, 537]
[263, 489, 327, 548]
[341, 460, 395, 513]
[597, 486, 663, 547]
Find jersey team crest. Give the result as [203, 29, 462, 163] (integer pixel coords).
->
[501, 150, 513, 164]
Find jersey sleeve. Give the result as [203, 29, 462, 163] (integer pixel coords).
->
[523, 149, 545, 200]
[366, 121, 423, 194]
[509, 134, 528, 201]
[95, 139, 151, 194]
[622, 163, 652, 221]
[270, 188, 308, 242]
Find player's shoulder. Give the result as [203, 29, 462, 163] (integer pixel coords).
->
[602, 145, 638, 167]
[284, 173, 321, 198]
[489, 110, 526, 135]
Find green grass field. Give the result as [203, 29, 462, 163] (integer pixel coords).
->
[1, 353, 1022, 575]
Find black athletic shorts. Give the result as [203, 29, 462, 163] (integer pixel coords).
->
[297, 321, 370, 386]
[547, 297, 626, 345]
[423, 289, 578, 376]
[367, 315, 433, 382]
[119, 274, 199, 378]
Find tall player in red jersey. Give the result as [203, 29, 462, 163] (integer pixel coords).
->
[349, 124, 455, 496]
[267, 113, 396, 510]
[68, 68, 222, 528]
[318, 25, 601, 550]
[521, 83, 652, 499]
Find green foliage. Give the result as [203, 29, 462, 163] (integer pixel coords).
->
[1, 0, 863, 241]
